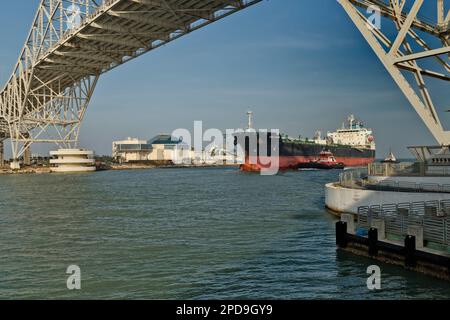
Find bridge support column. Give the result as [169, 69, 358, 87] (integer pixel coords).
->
[0, 140, 4, 167]
[10, 160, 20, 170]
[24, 145, 31, 166]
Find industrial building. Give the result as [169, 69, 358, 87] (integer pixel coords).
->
[113, 135, 193, 164]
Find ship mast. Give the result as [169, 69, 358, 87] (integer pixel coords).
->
[247, 110, 253, 129]
[348, 114, 355, 129]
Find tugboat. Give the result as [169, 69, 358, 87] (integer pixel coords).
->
[299, 150, 345, 170]
[381, 149, 399, 163]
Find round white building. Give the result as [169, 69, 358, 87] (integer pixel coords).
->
[49, 149, 96, 173]
[325, 146, 450, 215]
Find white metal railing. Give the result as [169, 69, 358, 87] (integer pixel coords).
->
[368, 162, 450, 177]
[339, 168, 450, 193]
[357, 200, 450, 247]
[365, 180, 450, 193]
[368, 162, 423, 176]
[339, 167, 368, 187]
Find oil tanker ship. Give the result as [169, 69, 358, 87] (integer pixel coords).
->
[240, 114, 376, 171]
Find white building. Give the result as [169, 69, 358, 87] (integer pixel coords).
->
[50, 149, 96, 172]
[112, 137, 152, 163]
[113, 135, 193, 164]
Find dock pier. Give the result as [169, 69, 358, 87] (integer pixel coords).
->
[336, 205, 450, 281]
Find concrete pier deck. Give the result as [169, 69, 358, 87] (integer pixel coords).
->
[336, 220, 450, 281]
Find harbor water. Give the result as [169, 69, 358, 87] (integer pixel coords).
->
[0, 168, 449, 299]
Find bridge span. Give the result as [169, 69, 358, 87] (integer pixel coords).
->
[0, 0, 261, 167]
[0, 0, 448, 169]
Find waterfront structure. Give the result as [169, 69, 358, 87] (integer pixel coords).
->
[326, 155, 450, 214]
[113, 133, 242, 165]
[336, 211, 450, 281]
[147, 135, 191, 163]
[113, 135, 192, 164]
[112, 138, 153, 163]
[0, 0, 261, 169]
[329, 2, 450, 277]
[49, 149, 96, 172]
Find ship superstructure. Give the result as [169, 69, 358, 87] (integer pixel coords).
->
[326, 115, 375, 151]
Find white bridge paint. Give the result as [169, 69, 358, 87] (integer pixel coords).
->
[325, 182, 450, 214]
[50, 149, 96, 173]
[0, 0, 262, 167]
[339, 0, 450, 146]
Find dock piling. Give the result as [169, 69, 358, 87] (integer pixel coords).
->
[336, 221, 348, 248]
[368, 228, 378, 256]
[405, 235, 417, 267]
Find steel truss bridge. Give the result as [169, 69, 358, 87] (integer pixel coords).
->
[340, 0, 449, 145]
[0, 0, 448, 168]
[0, 0, 261, 166]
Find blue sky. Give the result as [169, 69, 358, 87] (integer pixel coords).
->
[0, 0, 448, 157]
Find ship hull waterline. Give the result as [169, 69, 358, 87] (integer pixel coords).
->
[241, 155, 375, 172]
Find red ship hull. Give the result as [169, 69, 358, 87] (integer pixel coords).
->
[241, 155, 374, 172]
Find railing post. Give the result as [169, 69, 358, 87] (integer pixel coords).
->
[445, 218, 448, 246]
[401, 211, 405, 234]
[341, 214, 356, 235]
[407, 226, 424, 249]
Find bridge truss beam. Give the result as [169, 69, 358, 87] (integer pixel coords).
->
[339, 0, 450, 145]
[0, 0, 261, 165]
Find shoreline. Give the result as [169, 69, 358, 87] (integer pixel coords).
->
[0, 163, 240, 175]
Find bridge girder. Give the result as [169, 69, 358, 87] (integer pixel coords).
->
[0, 0, 261, 163]
[340, 0, 450, 145]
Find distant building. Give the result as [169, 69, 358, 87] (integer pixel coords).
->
[112, 135, 192, 164]
[112, 137, 152, 163]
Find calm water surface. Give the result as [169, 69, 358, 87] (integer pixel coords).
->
[0, 168, 449, 299]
